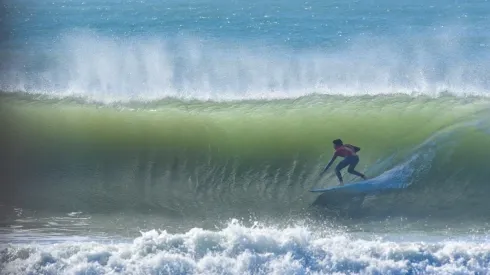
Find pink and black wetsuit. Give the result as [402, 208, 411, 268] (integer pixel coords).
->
[320, 142, 366, 184]
[333, 144, 364, 181]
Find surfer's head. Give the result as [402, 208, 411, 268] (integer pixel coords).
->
[333, 139, 343, 148]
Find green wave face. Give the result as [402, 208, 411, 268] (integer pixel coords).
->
[2, 93, 490, 220]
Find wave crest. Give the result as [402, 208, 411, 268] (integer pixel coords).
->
[2, 28, 490, 102]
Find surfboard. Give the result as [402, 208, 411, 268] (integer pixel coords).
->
[310, 176, 406, 194]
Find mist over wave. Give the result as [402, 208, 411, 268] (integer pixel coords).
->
[2, 26, 490, 102]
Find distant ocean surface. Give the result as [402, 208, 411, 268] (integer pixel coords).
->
[2, 0, 490, 274]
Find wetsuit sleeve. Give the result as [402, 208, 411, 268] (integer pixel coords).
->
[347, 144, 361, 152]
[320, 153, 338, 176]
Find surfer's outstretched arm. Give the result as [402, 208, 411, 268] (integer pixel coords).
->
[319, 154, 337, 177]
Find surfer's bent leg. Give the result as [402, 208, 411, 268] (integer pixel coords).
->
[347, 156, 366, 180]
[335, 159, 349, 184]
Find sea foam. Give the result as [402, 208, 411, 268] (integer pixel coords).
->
[2, 220, 490, 275]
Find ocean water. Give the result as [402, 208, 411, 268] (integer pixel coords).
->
[2, 0, 490, 274]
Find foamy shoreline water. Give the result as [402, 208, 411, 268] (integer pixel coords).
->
[2, 221, 490, 275]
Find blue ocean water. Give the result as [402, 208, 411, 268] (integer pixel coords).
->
[2, 0, 490, 274]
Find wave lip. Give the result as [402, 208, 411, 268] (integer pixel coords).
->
[2, 221, 490, 275]
[3, 27, 490, 102]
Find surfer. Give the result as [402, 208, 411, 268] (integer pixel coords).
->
[319, 139, 367, 185]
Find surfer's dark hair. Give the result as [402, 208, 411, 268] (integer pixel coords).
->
[333, 139, 343, 146]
